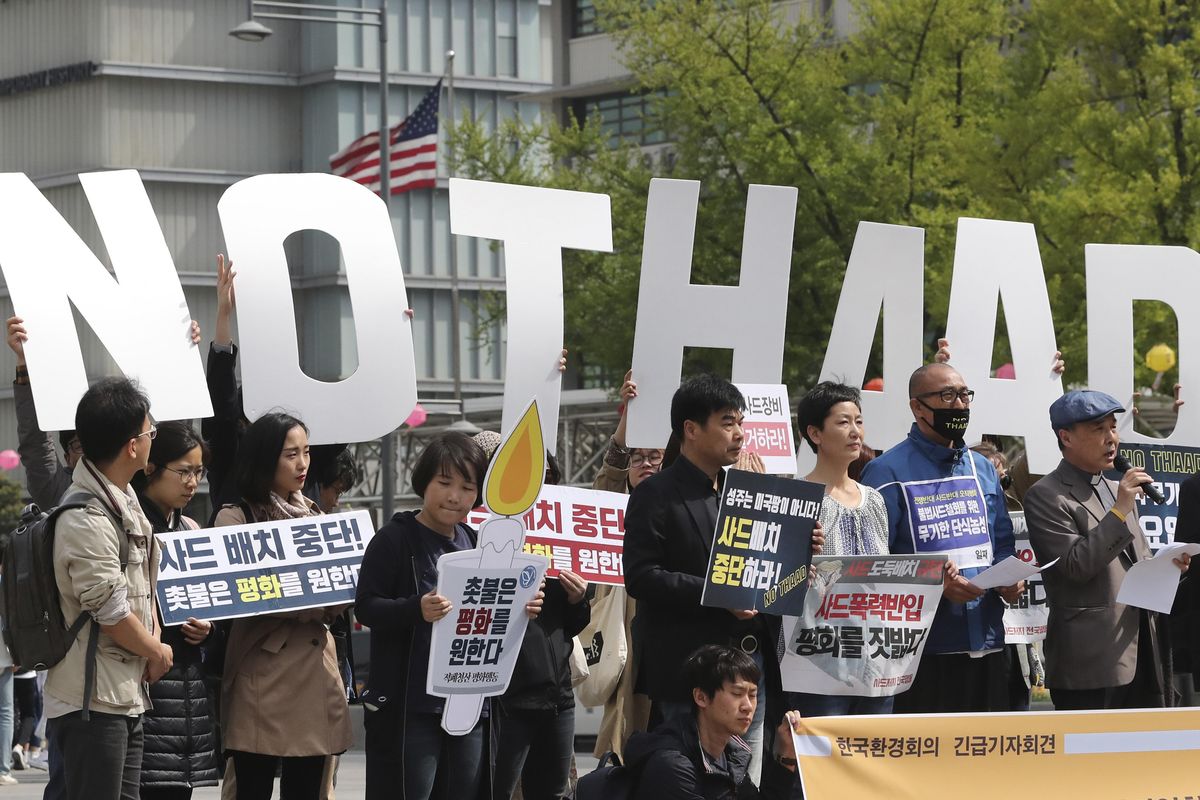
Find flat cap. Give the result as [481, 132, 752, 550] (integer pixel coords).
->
[1049, 390, 1125, 431]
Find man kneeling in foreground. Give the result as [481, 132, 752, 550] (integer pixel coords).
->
[625, 645, 801, 799]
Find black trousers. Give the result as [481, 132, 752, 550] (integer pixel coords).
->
[48, 710, 143, 800]
[229, 750, 325, 800]
[892, 650, 1010, 714]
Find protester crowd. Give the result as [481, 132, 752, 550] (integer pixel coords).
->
[0, 254, 1189, 800]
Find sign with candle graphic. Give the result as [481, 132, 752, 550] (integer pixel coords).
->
[427, 400, 549, 735]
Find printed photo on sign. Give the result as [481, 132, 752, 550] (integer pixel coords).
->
[701, 470, 822, 616]
[467, 484, 628, 586]
[780, 555, 945, 697]
[155, 509, 375, 625]
[735, 383, 797, 475]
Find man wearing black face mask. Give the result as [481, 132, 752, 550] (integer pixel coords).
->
[860, 363, 1021, 713]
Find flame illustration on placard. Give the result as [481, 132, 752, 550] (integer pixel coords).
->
[438, 398, 546, 737]
[484, 401, 545, 517]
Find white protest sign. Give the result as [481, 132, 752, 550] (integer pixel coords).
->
[466, 483, 629, 586]
[802, 222, 925, 476]
[945, 218, 1064, 473]
[780, 554, 945, 697]
[627, 179, 796, 448]
[1086, 244, 1200, 450]
[449, 178, 612, 451]
[8, 170, 1200, 467]
[1002, 512, 1049, 644]
[736, 383, 797, 475]
[0, 170, 211, 429]
[429, 398, 549, 735]
[154, 509, 375, 624]
[427, 554, 545, 705]
[218, 173, 417, 446]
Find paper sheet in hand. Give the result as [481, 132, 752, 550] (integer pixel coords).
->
[969, 555, 1058, 591]
[1116, 542, 1200, 614]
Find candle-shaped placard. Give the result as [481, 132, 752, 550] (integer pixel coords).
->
[427, 399, 549, 735]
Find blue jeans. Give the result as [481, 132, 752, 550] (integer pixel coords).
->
[493, 705, 575, 800]
[0, 669, 12, 775]
[364, 707, 484, 800]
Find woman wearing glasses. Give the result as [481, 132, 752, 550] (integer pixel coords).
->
[131, 421, 222, 800]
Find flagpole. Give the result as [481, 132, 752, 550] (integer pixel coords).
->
[378, 0, 397, 520]
[445, 49, 464, 419]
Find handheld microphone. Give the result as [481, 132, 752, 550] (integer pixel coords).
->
[1113, 453, 1166, 505]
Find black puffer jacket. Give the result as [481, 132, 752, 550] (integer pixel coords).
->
[138, 495, 222, 789]
[499, 579, 590, 713]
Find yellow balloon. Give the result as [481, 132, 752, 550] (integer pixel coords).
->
[1146, 343, 1177, 373]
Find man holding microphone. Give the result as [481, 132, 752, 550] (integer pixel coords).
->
[1025, 390, 1190, 710]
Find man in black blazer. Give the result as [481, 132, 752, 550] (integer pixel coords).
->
[624, 375, 774, 781]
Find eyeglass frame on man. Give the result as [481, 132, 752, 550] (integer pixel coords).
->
[916, 388, 975, 405]
[630, 450, 665, 467]
[133, 425, 158, 442]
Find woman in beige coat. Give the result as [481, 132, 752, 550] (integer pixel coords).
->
[216, 412, 351, 800]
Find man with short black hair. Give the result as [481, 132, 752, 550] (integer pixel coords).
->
[624, 375, 772, 779]
[625, 645, 799, 800]
[1026, 389, 1188, 710]
[45, 377, 173, 800]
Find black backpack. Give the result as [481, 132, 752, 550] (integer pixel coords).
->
[574, 751, 638, 800]
[0, 491, 126, 718]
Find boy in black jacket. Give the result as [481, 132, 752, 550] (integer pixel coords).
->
[624, 645, 800, 800]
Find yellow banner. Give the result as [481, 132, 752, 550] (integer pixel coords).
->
[795, 708, 1200, 799]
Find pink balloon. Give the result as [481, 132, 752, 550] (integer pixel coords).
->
[995, 363, 1016, 380]
[404, 403, 428, 428]
[0, 449, 19, 471]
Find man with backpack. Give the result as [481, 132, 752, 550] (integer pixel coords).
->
[43, 378, 173, 800]
[596, 645, 800, 800]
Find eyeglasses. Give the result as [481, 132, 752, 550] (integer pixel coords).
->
[918, 389, 975, 404]
[630, 451, 664, 467]
[163, 465, 207, 484]
[133, 425, 158, 442]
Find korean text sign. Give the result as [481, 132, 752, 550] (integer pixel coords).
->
[467, 485, 627, 586]
[794, 707, 1200, 800]
[780, 555, 944, 697]
[735, 383, 797, 475]
[701, 470, 822, 616]
[427, 555, 545, 697]
[155, 510, 374, 625]
[1112, 442, 1200, 554]
[1001, 512, 1048, 643]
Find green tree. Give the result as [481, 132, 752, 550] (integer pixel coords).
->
[0, 472, 26, 534]
[452, 0, 1200, 396]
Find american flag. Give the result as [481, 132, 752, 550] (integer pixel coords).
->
[329, 80, 441, 196]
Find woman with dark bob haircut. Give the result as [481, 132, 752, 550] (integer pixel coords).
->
[356, 431, 544, 800]
[130, 421, 221, 800]
[214, 412, 351, 800]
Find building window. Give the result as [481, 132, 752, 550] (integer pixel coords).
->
[573, 91, 666, 147]
[574, 0, 600, 37]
